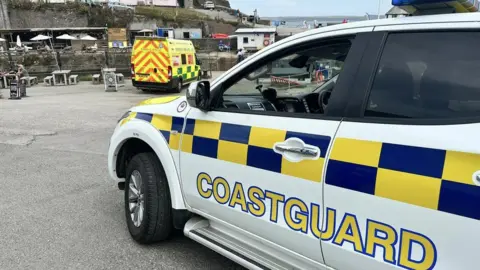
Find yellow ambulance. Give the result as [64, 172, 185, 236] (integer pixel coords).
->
[131, 37, 202, 93]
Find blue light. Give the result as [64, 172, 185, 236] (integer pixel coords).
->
[392, 0, 451, 6]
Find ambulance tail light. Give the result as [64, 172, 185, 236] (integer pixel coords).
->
[131, 63, 135, 77]
[168, 66, 172, 79]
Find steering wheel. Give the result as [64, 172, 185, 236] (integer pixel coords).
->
[318, 89, 332, 113]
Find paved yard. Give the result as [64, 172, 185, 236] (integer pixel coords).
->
[0, 77, 244, 269]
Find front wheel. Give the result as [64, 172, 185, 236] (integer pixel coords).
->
[125, 152, 173, 244]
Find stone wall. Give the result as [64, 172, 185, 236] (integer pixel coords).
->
[0, 0, 10, 29]
[184, 0, 194, 8]
[0, 50, 235, 78]
[8, 8, 235, 36]
[191, 38, 237, 51]
[9, 9, 88, 29]
[8, 4, 134, 28]
[204, 21, 236, 35]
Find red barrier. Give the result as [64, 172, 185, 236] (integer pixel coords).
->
[270, 76, 301, 86]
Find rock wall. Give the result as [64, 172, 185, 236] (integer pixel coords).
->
[205, 21, 236, 35]
[9, 9, 88, 29]
[196, 0, 231, 8]
[215, 0, 231, 8]
[0, 0, 10, 29]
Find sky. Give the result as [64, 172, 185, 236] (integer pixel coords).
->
[229, 0, 394, 17]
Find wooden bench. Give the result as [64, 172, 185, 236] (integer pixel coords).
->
[116, 73, 124, 84]
[69, 74, 79, 85]
[92, 74, 101, 84]
[20, 76, 38, 87]
[43, 76, 53, 86]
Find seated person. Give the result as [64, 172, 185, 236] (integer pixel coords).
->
[16, 64, 29, 81]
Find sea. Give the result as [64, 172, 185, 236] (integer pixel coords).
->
[263, 15, 382, 28]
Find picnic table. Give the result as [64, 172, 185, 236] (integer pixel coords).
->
[0, 73, 18, 88]
[102, 68, 116, 73]
[52, 70, 71, 86]
[102, 68, 116, 80]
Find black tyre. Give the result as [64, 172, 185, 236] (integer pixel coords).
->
[124, 152, 173, 244]
[174, 79, 183, 93]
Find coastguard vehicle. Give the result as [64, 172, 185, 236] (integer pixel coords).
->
[131, 37, 201, 93]
[109, 6, 480, 270]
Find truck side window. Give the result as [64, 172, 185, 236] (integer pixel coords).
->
[366, 32, 480, 119]
[181, 54, 187, 65]
[217, 39, 352, 115]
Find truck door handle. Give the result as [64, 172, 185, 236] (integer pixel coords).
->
[153, 68, 157, 73]
[273, 138, 321, 162]
[274, 145, 318, 157]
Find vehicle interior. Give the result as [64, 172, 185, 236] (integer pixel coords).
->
[215, 40, 352, 115]
[366, 34, 480, 119]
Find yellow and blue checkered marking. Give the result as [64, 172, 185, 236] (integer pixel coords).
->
[134, 113, 331, 182]
[129, 113, 480, 221]
[326, 138, 480, 221]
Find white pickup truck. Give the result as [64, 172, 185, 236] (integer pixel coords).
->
[108, 12, 480, 270]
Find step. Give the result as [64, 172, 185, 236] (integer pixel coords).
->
[184, 216, 299, 270]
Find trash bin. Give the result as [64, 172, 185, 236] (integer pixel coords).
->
[19, 79, 26, 97]
[9, 80, 21, 100]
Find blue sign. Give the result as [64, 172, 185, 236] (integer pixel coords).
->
[112, 40, 124, 48]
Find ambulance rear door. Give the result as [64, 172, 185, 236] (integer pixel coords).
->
[132, 38, 170, 84]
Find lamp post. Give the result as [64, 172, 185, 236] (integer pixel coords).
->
[378, 0, 382, 19]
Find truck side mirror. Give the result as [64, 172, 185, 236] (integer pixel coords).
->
[187, 81, 210, 111]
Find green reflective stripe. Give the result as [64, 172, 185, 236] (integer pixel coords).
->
[177, 68, 183, 74]
[187, 66, 192, 72]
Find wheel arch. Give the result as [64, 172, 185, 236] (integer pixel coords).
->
[109, 121, 187, 210]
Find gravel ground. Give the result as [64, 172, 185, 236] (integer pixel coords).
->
[0, 75, 245, 270]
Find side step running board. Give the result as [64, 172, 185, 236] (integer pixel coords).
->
[184, 216, 292, 270]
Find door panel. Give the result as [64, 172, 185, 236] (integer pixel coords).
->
[180, 109, 340, 264]
[322, 121, 480, 270]
[133, 39, 169, 83]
